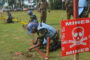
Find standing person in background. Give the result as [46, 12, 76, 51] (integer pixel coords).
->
[38, 0, 50, 23]
[7, 11, 13, 23]
[65, 0, 89, 19]
[65, 0, 73, 19]
[27, 9, 38, 23]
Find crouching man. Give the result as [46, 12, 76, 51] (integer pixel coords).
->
[26, 22, 61, 52]
[7, 11, 13, 23]
[27, 10, 38, 23]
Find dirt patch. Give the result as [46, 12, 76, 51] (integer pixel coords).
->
[11, 51, 41, 60]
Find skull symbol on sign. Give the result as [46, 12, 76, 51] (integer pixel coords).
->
[62, 26, 87, 48]
[72, 27, 84, 41]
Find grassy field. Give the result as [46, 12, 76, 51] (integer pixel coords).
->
[0, 10, 90, 60]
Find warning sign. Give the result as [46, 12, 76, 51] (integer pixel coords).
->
[61, 18, 90, 56]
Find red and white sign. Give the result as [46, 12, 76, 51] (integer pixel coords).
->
[61, 18, 90, 56]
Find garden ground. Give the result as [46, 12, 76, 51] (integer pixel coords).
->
[0, 10, 90, 60]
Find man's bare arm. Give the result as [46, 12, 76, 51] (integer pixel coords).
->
[28, 43, 41, 51]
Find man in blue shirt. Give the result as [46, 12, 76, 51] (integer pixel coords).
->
[26, 22, 60, 52]
[79, 0, 89, 18]
[65, 0, 89, 19]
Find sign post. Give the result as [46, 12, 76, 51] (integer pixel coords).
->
[61, 0, 90, 59]
[73, 0, 79, 60]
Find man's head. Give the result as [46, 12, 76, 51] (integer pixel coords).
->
[27, 10, 33, 16]
[31, 15, 36, 20]
[27, 22, 38, 34]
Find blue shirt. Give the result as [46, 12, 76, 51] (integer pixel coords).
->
[79, 0, 88, 7]
[37, 23, 56, 39]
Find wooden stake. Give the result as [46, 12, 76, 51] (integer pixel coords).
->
[46, 37, 50, 59]
[32, 33, 34, 44]
[73, 0, 79, 60]
[73, 0, 78, 18]
[74, 54, 79, 60]
[30, 43, 48, 59]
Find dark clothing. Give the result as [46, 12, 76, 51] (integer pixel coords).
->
[7, 16, 13, 23]
[37, 28, 59, 45]
[38, 1, 49, 23]
[65, 0, 73, 19]
[65, 0, 89, 19]
[37, 28, 48, 44]
[78, 0, 89, 18]
[36, 29, 60, 52]
[30, 14, 37, 20]
[79, 7, 89, 18]
[30, 14, 38, 23]
[40, 10, 47, 23]
[7, 11, 13, 23]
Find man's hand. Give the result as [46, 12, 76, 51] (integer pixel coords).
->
[33, 41, 37, 45]
[27, 43, 41, 52]
[27, 48, 32, 52]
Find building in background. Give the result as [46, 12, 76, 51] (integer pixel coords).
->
[0, 0, 38, 11]
[15, 0, 38, 10]
[3, 0, 9, 8]
[23, 0, 36, 10]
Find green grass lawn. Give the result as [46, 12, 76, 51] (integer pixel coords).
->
[0, 10, 90, 60]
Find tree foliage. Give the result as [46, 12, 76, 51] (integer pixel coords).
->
[8, 0, 16, 6]
[50, 0, 62, 9]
